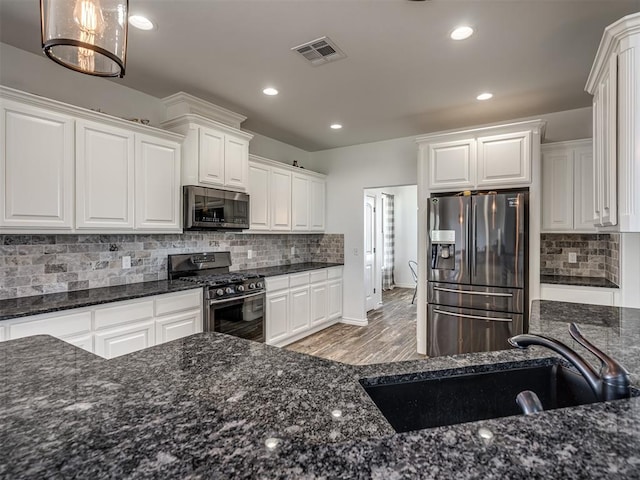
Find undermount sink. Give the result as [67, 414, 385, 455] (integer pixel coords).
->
[360, 358, 617, 433]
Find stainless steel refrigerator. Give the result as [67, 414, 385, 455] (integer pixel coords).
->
[427, 191, 528, 357]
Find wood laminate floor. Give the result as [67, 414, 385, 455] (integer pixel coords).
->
[285, 287, 427, 365]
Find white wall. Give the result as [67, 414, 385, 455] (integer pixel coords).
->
[386, 185, 418, 288]
[308, 136, 418, 322]
[248, 130, 311, 166]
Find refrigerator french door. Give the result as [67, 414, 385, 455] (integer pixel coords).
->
[427, 192, 528, 357]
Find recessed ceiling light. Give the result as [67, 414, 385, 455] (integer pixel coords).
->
[129, 15, 155, 31]
[330, 124, 342, 130]
[263, 87, 279, 96]
[476, 92, 493, 101]
[450, 26, 474, 40]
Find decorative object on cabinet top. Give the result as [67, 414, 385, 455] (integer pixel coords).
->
[2, 300, 640, 478]
[0, 280, 202, 321]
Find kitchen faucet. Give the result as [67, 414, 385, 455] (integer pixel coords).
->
[509, 323, 631, 402]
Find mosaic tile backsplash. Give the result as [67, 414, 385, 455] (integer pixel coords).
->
[540, 233, 619, 285]
[0, 233, 344, 299]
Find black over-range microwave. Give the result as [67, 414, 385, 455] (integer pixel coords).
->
[183, 186, 250, 231]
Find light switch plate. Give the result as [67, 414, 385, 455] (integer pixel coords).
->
[291, 246, 296, 255]
[248, 249, 253, 259]
[568, 252, 577, 264]
[122, 255, 131, 269]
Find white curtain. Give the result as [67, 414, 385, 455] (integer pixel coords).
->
[382, 193, 395, 290]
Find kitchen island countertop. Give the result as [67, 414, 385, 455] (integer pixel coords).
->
[1, 300, 639, 479]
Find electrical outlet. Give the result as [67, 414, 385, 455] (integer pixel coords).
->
[291, 246, 296, 255]
[568, 252, 577, 264]
[247, 249, 253, 259]
[122, 255, 131, 269]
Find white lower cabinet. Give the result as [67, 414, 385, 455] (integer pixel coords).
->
[0, 289, 203, 358]
[265, 267, 343, 346]
[266, 290, 289, 344]
[95, 320, 155, 359]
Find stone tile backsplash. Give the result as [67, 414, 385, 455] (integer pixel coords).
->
[540, 233, 619, 285]
[0, 233, 344, 299]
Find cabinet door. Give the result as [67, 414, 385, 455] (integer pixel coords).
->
[291, 173, 310, 231]
[198, 127, 225, 186]
[94, 320, 155, 359]
[541, 148, 573, 232]
[155, 310, 201, 345]
[477, 131, 531, 186]
[290, 286, 310, 334]
[270, 167, 292, 231]
[76, 120, 135, 229]
[328, 279, 343, 320]
[427, 140, 475, 190]
[573, 145, 597, 232]
[1, 100, 74, 230]
[310, 282, 328, 326]
[309, 178, 326, 231]
[135, 134, 181, 231]
[224, 135, 249, 191]
[266, 292, 289, 344]
[249, 162, 270, 230]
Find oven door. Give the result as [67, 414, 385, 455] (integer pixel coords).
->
[206, 291, 265, 342]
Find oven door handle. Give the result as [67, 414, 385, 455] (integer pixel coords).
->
[208, 291, 265, 305]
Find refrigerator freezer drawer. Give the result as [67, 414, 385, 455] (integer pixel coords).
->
[427, 304, 523, 357]
[428, 282, 524, 314]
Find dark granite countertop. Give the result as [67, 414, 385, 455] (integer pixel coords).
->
[239, 262, 343, 277]
[540, 274, 619, 289]
[0, 280, 203, 321]
[2, 300, 640, 478]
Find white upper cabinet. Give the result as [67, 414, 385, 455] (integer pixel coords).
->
[586, 13, 640, 231]
[541, 139, 595, 233]
[76, 120, 135, 230]
[162, 115, 253, 192]
[0, 86, 184, 234]
[477, 131, 531, 186]
[248, 155, 327, 233]
[309, 177, 326, 231]
[270, 166, 292, 231]
[134, 134, 181, 231]
[427, 139, 475, 190]
[417, 120, 544, 192]
[292, 173, 310, 230]
[248, 161, 270, 231]
[0, 99, 74, 230]
[198, 127, 225, 186]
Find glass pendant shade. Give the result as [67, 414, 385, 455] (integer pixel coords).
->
[40, 0, 128, 77]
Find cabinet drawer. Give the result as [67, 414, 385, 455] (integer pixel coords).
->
[94, 299, 154, 330]
[289, 272, 310, 287]
[266, 275, 289, 291]
[309, 269, 327, 284]
[94, 319, 155, 359]
[327, 267, 343, 279]
[540, 285, 615, 306]
[9, 311, 92, 339]
[155, 289, 202, 316]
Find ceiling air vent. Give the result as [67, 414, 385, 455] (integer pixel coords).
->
[291, 36, 346, 66]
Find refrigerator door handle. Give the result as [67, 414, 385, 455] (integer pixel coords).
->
[471, 199, 477, 279]
[433, 308, 513, 323]
[433, 286, 513, 297]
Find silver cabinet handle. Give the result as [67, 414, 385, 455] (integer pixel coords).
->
[433, 308, 513, 323]
[433, 286, 513, 297]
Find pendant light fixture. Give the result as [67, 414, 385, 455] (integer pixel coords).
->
[40, 0, 128, 77]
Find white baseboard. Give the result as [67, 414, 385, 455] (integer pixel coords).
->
[340, 316, 368, 327]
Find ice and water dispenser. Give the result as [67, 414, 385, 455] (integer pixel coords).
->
[430, 229, 456, 270]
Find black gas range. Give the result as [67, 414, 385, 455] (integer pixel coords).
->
[168, 252, 265, 342]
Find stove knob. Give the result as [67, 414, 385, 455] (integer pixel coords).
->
[237, 285, 245, 292]
[249, 283, 256, 289]
[256, 281, 264, 289]
[216, 289, 224, 297]
[225, 287, 234, 295]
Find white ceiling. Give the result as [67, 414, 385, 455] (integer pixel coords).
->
[0, 0, 638, 151]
